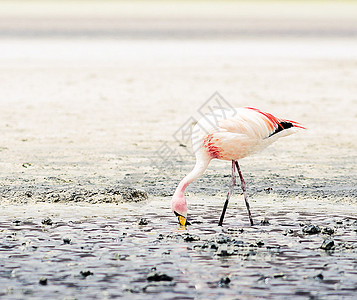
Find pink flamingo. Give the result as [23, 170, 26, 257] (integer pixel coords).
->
[171, 107, 305, 226]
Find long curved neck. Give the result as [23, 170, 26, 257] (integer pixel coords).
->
[174, 156, 211, 197]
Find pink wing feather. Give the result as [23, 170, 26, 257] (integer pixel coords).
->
[245, 107, 306, 132]
[196, 107, 305, 161]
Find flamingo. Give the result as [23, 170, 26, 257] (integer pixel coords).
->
[171, 107, 305, 226]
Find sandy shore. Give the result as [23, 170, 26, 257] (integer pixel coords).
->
[0, 1, 357, 299]
[1, 1, 357, 203]
[1, 37, 356, 204]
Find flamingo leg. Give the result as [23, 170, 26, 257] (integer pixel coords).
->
[218, 160, 236, 226]
[235, 161, 254, 226]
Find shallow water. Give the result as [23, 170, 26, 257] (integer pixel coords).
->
[1, 197, 356, 299]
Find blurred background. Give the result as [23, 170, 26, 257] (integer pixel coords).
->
[2, 1, 357, 39]
[0, 1, 356, 199]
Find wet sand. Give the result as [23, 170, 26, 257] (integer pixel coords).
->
[0, 1, 357, 299]
[1, 197, 357, 299]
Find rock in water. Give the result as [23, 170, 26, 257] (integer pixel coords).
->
[41, 217, 53, 225]
[147, 272, 173, 282]
[322, 227, 335, 235]
[182, 233, 200, 242]
[39, 277, 48, 285]
[63, 237, 71, 244]
[302, 224, 321, 234]
[80, 270, 93, 278]
[138, 218, 149, 225]
[218, 277, 231, 287]
[321, 238, 335, 250]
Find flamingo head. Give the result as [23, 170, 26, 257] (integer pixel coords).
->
[171, 192, 190, 226]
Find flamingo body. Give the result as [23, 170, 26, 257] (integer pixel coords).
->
[193, 107, 303, 161]
[171, 107, 305, 225]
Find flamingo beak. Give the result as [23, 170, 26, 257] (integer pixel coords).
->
[178, 215, 187, 226]
[174, 212, 191, 226]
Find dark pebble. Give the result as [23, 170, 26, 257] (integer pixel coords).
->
[194, 242, 218, 250]
[210, 243, 219, 250]
[80, 270, 93, 278]
[41, 217, 53, 226]
[182, 233, 200, 242]
[322, 227, 335, 235]
[283, 229, 294, 236]
[264, 187, 273, 193]
[63, 237, 71, 244]
[25, 191, 33, 197]
[218, 276, 231, 287]
[138, 218, 148, 225]
[302, 224, 321, 235]
[233, 240, 244, 247]
[314, 273, 324, 280]
[320, 238, 335, 250]
[256, 240, 264, 247]
[147, 272, 173, 282]
[200, 242, 219, 250]
[39, 277, 47, 285]
[215, 234, 231, 244]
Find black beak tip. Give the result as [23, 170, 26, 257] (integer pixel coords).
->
[174, 211, 191, 226]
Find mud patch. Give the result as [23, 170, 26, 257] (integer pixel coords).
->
[0, 197, 356, 299]
[0, 184, 148, 204]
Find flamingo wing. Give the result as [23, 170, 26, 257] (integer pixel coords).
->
[194, 107, 304, 161]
